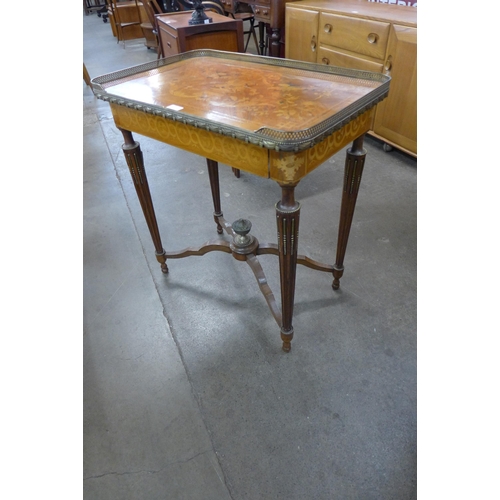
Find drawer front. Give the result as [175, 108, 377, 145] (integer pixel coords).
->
[319, 13, 389, 60]
[252, 4, 272, 22]
[318, 46, 383, 73]
[158, 26, 179, 57]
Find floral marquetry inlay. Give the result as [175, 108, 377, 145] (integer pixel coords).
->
[308, 108, 374, 163]
[269, 109, 373, 184]
[111, 104, 270, 178]
[104, 58, 381, 134]
[275, 155, 306, 183]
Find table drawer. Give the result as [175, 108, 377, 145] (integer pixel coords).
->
[252, 4, 271, 21]
[319, 13, 389, 60]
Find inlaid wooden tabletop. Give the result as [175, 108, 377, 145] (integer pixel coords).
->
[92, 51, 390, 152]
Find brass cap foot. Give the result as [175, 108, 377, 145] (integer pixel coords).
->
[280, 327, 294, 353]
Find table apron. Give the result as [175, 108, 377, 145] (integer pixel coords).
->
[269, 109, 374, 185]
[111, 103, 270, 178]
[110, 103, 374, 184]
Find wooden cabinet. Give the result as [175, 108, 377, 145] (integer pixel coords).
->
[156, 11, 244, 57]
[372, 24, 417, 155]
[285, 0, 417, 156]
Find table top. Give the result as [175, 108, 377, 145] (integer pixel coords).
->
[92, 50, 390, 152]
[155, 11, 237, 30]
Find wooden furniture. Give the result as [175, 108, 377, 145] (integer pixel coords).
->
[285, 0, 416, 156]
[156, 11, 244, 56]
[200, 0, 226, 14]
[91, 50, 389, 352]
[140, 23, 161, 52]
[142, 0, 165, 56]
[108, 0, 143, 43]
[83, 63, 91, 86]
[236, 0, 297, 57]
[107, 0, 152, 42]
[220, 1, 260, 53]
[157, 10, 244, 176]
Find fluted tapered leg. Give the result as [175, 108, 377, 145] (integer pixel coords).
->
[206, 158, 224, 234]
[332, 135, 366, 290]
[120, 128, 168, 273]
[276, 185, 301, 352]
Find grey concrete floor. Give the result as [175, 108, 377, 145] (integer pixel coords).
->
[83, 11, 417, 499]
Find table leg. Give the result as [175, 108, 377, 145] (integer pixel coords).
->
[276, 185, 300, 352]
[206, 159, 224, 234]
[119, 129, 168, 274]
[269, 28, 281, 58]
[332, 134, 366, 290]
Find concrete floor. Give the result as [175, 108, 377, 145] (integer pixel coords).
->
[83, 11, 417, 500]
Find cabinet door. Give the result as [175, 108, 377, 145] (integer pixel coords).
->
[182, 31, 241, 53]
[373, 24, 417, 155]
[285, 7, 319, 62]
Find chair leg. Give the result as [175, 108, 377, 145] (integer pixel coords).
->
[251, 19, 259, 54]
[83, 63, 91, 86]
[243, 18, 259, 54]
[115, 23, 122, 44]
[243, 21, 252, 52]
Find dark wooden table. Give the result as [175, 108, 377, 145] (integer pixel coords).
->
[220, 0, 294, 57]
[243, 0, 290, 57]
[156, 11, 244, 57]
[91, 50, 390, 352]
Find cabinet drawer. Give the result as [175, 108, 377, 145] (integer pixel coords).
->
[319, 13, 390, 60]
[318, 46, 383, 73]
[158, 26, 179, 57]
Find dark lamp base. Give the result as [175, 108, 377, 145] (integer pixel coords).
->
[189, 10, 213, 25]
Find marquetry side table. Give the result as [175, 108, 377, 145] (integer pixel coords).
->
[91, 50, 390, 352]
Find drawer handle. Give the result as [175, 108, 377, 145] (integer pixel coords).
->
[255, 8, 260, 13]
[311, 35, 316, 51]
[367, 32, 379, 44]
[263, 9, 268, 15]
[324, 23, 332, 34]
[384, 56, 392, 72]
[322, 57, 330, 65]
[167, 41, 171, 48]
